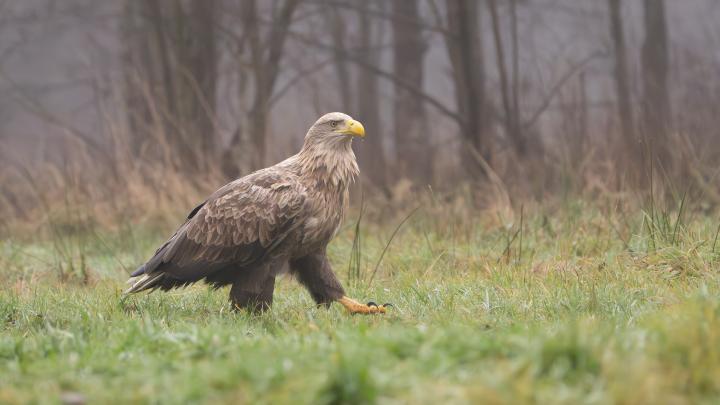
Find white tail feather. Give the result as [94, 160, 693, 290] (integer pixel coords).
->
[124, 273, 164, 294]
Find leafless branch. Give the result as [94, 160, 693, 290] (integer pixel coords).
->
[287, 30, 462, 124]
[522, 51, 604, 129]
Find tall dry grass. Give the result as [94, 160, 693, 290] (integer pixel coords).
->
[2, 128, 719, 241]
[2, 67, 720, 240]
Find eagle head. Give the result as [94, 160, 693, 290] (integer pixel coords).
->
[297, 112, 362, 186]
[303, 112, 365, 148]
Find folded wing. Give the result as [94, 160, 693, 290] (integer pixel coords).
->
[126, 169, 307, 293]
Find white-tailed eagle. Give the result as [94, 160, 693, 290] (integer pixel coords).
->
[125, 112, 388, 314]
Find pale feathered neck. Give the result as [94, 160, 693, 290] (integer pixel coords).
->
[289, 139, 359, 189]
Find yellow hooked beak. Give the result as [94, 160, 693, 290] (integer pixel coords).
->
[341, 119, 365, 138]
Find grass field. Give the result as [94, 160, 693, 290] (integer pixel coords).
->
[2, 200, 720, 404]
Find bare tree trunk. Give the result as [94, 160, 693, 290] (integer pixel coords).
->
[570, 72, 588, 169]
[642, 0, 672, 172]
[326, 3, 352, 113]
[121, 0, 153, 156]
[188, 0, 218, 161]
[445, 0, 488, 178]
[510, 0, 520, 146]
[578, 72, 588, 147]
[242, 0, 268, 172]
[392, 0, 431, 184]
[488, 0, 525, 156]
[608, 0, 638, 179]
[355, 1, 387, 188]
[229, 0, 299, 174]
[121, 0, 218, 173]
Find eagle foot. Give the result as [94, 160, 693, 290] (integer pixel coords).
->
[338, 296, 390, 314]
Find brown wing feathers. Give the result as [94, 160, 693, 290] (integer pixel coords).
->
[126, 170, 307, 293]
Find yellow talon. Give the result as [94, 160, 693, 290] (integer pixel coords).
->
[338, 296, 389, 315]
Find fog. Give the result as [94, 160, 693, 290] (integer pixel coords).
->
[2, 0, 720, 213]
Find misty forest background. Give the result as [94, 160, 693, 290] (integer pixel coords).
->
[5, 2, 720, 402]
[1, 0, 719, 232]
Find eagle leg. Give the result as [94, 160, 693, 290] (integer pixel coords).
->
[290, 252, 389, 314]
[289, 252, 346, 306]
[338, 296, 388, 314]
[229, 276, 275, 313]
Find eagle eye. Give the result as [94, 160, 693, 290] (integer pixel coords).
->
[330, 120, 340, 128]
